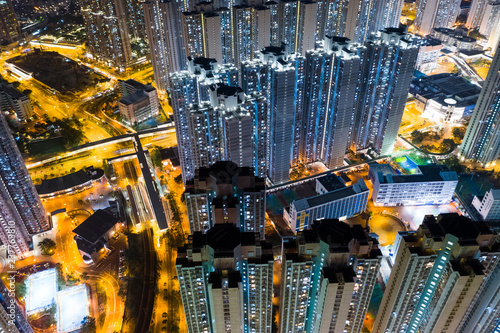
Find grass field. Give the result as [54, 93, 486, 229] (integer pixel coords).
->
[29, 137, 65, 155]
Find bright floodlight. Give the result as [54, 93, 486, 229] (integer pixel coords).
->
[26, 268, 57, 314]
[57, 284, 90, 333]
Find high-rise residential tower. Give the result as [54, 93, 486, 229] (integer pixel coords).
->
[143, 0, 187, 91]
[124, 0, 147, 40]
[242, 44, 305, 184]
[170, 57, 238, 182]
[315, 0, 404, 44]
[176, 223, 274, 333]
[301, 36, 364, 168]
[0, 281, 34, 333]
[184, 161, 266, 236]
[372, 213, 499, 333]
[0, 114, 50, 258]
[278, 0, 317, 55]
[279, 219, 382, 333]
[179, 83, 268, 181]
[414, 0, 461, 35]
[354, 28, 419, 155]
[79, 0, 132, 69]
[0, 0, 21, 45]
[479, 1, 500, 43]
[459, 45, 500, 166]
[466, 0, 491, 29]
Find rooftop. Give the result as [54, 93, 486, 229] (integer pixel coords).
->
[72, 209, 120, 244]
[317, 174, 345, 192]
[293, 179, 368, 211]
[410, 73, 481, 105]
[119, 91, 149, 106]
[376, 164, 458, 184]
[192, 57, 218, 71]
[37, 167, 104, 195]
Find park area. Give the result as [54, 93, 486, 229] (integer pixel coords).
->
[57, 284, 89, 332]
[7, 50, 109, 94]
[26, 268, 57, 314]
[468, 58, 492, 80]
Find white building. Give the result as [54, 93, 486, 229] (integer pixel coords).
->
[423, 97, 468, 123]
[472, 189, 500, 221]
[415, 38, 442, 72]
[284, 176, 369, 232]
[0, 82, 33, 122]
[371, 164, 458, 206]
[117, 79, 159, 124]
[414, 0, 461, 35]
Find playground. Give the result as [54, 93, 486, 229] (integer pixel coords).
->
[26, 268, 57, 314]
[57, 284, 89, 332]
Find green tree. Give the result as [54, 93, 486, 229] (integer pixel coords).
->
[38, 238, 56, 256]
[174, 174, 183, 184]
[15, 282, 27, 299]
[149, 145, 163, 168]
[410, 130, 424, 144]
[452, 127, 466, 141]
[443, 156, 465, 174]
[81, 316, 97, 333]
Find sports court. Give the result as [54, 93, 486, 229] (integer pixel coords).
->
[57, 284, 89, 332]
[26, 268, 57, 314]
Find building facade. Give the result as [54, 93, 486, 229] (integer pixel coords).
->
[371, 164, 458, 206]
[176, 224, 274, 333]
[184, 161, 266, 237]
[373, 214, 499, 333]
[284, 176, 369, 232]
[170, 58, 239, 182]
[0, 82, 33, 122]
[354, 28, 419, 155]
[117, 79, 159, 124]
[79, 0, 133, 69]
[143, 0, 187, 92]
[301, 36, 364, 168]
[459, 47, 500, 166]
[472, 189, 500, 221]
[0, 0, 21, 45]
[0, 281, 33, 333]
[280, 219, 382, 333]
[0, 114, 50, 258]
[414, 0, 461, 35]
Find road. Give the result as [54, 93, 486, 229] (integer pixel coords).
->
[446, 54, 483, 85]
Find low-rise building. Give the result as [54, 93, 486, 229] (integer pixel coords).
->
[0, 80, 33, 121]
[409, 73, 481, 122]
[432, 27, 480, 52]
[416, 37, 443, 72]
[117, 79, 159, 124]
[284, 175, 369, 232]
[36, 167, 105, 198]
[472, 189, 500, 221]
[72, 209, 124, 264]
[371, 164, 458, 206]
